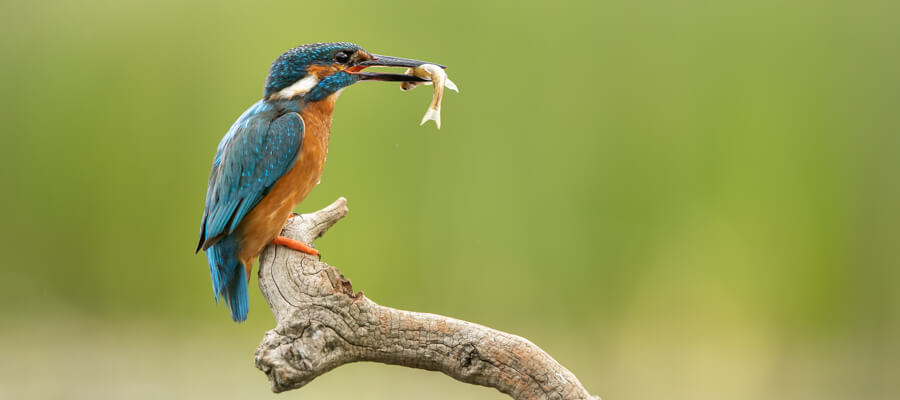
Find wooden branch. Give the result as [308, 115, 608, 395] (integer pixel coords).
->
[254, 198, 599, 400]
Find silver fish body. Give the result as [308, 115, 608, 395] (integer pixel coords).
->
[401, 64, 458, 128]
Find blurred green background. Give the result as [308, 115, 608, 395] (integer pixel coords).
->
[1, 0, 898, 399]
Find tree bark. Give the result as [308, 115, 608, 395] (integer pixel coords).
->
[254, 198, 599, 400]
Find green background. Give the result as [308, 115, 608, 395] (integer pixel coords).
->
[1, 0, 897, 399]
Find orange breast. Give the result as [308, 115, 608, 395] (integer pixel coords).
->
[235, 96, 336, 273]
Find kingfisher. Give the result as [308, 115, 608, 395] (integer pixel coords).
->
[196, 42, 443, 322]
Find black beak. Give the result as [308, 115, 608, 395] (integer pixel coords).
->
[353, 54, 446, 82]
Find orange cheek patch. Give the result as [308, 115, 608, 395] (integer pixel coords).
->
[307, 64, 342, 78]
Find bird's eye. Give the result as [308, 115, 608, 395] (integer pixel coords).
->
[334, 51, 351, 64]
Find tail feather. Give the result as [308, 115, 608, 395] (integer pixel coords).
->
[225, 267, 249, 322]
[204, 236, 249, 322]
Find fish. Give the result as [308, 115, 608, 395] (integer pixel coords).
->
[400, 64, 458, 129]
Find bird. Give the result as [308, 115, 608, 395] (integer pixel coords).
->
[196, 42, 442, 322]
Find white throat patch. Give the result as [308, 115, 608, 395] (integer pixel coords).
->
[271, 75, 319, 100]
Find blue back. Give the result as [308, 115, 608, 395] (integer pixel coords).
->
[198, 101, 305, 321]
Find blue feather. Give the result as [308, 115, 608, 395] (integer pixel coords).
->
[204, 234, 246, 321]
[226, 267, 249, 322]
[199, 102, 305, 321]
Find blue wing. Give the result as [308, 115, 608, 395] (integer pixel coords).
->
[197, 104, 305, 252]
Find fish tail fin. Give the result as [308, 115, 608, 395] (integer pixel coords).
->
[420, 108, 441, 129]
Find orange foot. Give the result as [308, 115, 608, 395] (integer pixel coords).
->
[272, 236, 319, 257]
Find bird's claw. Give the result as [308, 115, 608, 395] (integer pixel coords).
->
[273, 235, 320, 258]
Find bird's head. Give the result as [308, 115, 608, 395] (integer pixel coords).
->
[263, 42, 442, 102]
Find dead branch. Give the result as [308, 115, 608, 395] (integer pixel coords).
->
[254, 198, 599, 400]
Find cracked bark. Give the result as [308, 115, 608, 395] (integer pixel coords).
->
[254, 198, 599, 400]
